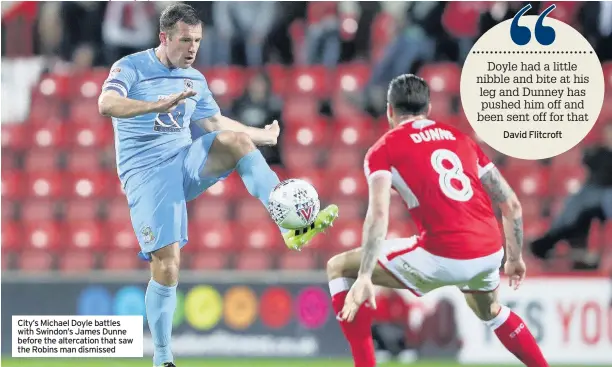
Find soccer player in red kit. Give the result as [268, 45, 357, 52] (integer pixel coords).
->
[326, 74, 549, 367]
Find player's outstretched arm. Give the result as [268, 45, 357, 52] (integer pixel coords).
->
[480, 167, 523, 261]
[98, 89, 196, 119]
[195, 113, 279, 146]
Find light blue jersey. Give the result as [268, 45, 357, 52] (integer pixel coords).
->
[103, 48, 220, 188]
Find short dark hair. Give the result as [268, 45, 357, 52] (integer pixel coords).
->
[387, 74, 430, 116]
[160, 4, 201, 34]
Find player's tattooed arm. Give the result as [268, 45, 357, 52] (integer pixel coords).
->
[481, 167, 524, 260]
[358, 171, 392, 277]
[196, 113, 279, 146]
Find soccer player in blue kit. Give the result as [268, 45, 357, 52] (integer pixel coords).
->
[97, 4, 338, 367]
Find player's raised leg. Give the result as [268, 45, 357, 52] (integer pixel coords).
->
[464, 290, 549, 367]
[192, 129, 338, 249]
[326, 248, 406, 367]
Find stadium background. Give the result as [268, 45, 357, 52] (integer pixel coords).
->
[1, 1, 611, 366]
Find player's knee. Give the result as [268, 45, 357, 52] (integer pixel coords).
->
[472, 299, 502, 321]
[215, 131, 255, 158]
[152, 257, 179, 286]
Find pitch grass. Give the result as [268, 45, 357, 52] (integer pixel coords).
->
[0, 358, 589, 367]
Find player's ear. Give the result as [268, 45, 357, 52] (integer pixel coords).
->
[159, 31, 168, 45]
[386, 103, 393, 121]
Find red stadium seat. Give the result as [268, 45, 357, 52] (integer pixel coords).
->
[287, 66, 331, 98]
[200, 173, 241, 199]
[603, 61, 612, 92]
[328, 169, 368, 198]
[1, 150, 18, 172]
[237, 221, 282, 251]
[30, 123, 69, 149]
[70, 124, 114, 149]
[427, 93, 456, 121]
[59, 252, 96, 272]
[549, 166, 586, 198]
[70, 68, 111, 99]
[521, 198, 544, 221]
[283, 146, 321, 170]
[418, 62, 461, 94]
[550, 147, 582, 168]
[370, 12, 396, 62]
[331, 95, 371, 121]
[28, 98, 63, 125]
[188, 221, 235, 252]
[102, 251, 139, 270]
[387, 220, 418, 239]
[325, 147, 365, 170]
[602, 221, 612, 251]
[331, 123, 375, 149]
[282, 97, 321, 124]
[1, 221, 21, 253]
[2, 200, 17, 220]
[64, 200, 101, 221]
[265, 64, 289, 95]
[67, 171, 114, 199]
[23, 221, 63, 251]
[283, 120, 329, 148]
[2, 171, 27, 199]
[286, 169, 328, 198]
[235, 251, 273, 270]
[189, 252, 229, 270]
[200, 66, 246, 100]
[523, 218, 550, 242]
[36, 73, 71, 100]
[502, 166, 550, 197]
[327, 219, 363, 252]
[65, 221, 106, 251]
[26, 172, 66, 199]
[542, 1, 580, 25]
[21, 200, 57, 221]
[65, 149, 103, 172]
[389, 195, 410, 219]
[69, 99, 108, 125]
[18, 250, 54, 272]
[328, 197, 365, 220]
[278, 251, 317, 270]
[23, 149, 61, 172]
[190, 198, 231, 221]
[235, 196, 271, 222]
[2, 123, 28, 150]
[106, 221, 140, 252]
[333, 63, 370, 95]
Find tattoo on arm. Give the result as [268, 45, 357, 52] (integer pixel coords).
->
[480, 168, 511, 203]
[358, 215, 386, 277]
[510, 217, 524, 259]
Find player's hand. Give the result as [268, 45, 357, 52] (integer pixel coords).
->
[152, 90, 197, 113]
[504, 258, 526, 290]
[339, 276, 377, 323]
[264, 120, 280, 145]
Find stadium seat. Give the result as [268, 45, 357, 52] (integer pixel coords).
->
[325, 147, 365, 170]
[549, 166, 586, 198]
[67, 171, 114, 199]
[328, 197, 365, 220]
[286, 169, 328, 198]
[199, 173, 242, 199]
[328, 169, 368, 198]
[26, 172, 66, 199]
[236, 221, 282, 251]
[202, 66, 246, 100]
[2, 200, 17, 220]
[28, 97, 63, 125]
[30, 123, 69, 149]
[65, 149, 104, 172]
[59, 252, 96, 272]
[389, 194, 410, 219]
[190, 197, 231, 221]
[283, 146, 321, 170]
[278, 251, 317, 270]
[70, 68, 111, 99]
[333, 63, 371, 95]
[23, 221, 63, 251]
[102, 251, 139, 270]
[105, 221, 140, 252]
[327, 219, 363, 252]
[64, 221, 106, 252]
[69, 124, 114, 149]
[331, 122, 375, 149]
[418, 62, 461, 94]
[18, 250, 54, 272]
[23, 149, 60, 172]
[2, 123, 28, 150]
[542, 1, 580, 26]
[69, 99, 108, 125]
[331, 95, 371, 121]
[283, 119, 330, 148]
[235, 196, 271, 222]
[521, 198, 544, 221]
[523, 218, 550, 242]
[287, 66, 331, 98]
[36, 73, 71, 100]
[64, 199, 101, 221]
[265, 64, 289, 95]
[427, 93, 456, 121]
[235, 251, 273, 270]
[370, 12, 396, 62]
[21, 200, 58, 221]
[387, 219, 418, 239]
[2, 171, 27, 199]
[188, 221, 236, 252]
[1, 150, 18, 172]
[189, 252, 229, 270]
[104, 198, 130, 221]
[1, 221, 21, 253]
[502, 166, 550, 197]
[551, 147, 582, 167]
[602, 221, 612, 251]
[282, 96, 322, 124]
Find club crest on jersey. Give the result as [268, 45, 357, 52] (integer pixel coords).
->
[184, 78, 193, 90]
[141, 225, 155, 244]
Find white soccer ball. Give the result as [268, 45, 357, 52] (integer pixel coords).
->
[268, 179, 320, 230]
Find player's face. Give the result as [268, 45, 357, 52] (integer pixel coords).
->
[164, 21, 202, 68]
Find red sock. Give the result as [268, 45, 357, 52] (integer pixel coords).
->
[488, 306, 549, 367]
[329, 278, 376, 367]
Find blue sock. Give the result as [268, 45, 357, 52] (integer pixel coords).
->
[236, 149, 288, 234]
[145, 279, 177, 366]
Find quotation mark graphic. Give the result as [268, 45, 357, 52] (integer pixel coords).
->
[510, 4, 556, 46]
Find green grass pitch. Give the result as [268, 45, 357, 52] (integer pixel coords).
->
[0, 358, 588, 367]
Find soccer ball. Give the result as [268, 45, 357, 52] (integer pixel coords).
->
[268, 179, 320, 230]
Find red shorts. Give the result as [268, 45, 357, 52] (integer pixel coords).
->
[377, 235, 504, 297]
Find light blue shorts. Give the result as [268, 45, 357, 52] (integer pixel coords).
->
[124, 131, 233, 261]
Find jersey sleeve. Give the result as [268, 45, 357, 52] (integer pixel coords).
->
[364, 139, 392, 179]
[102, 58, 137, 97]
[475, 143, 495, 178]
[191, 78, 221, 121]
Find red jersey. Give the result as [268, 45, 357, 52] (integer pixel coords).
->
[364, 119, 503, 259]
